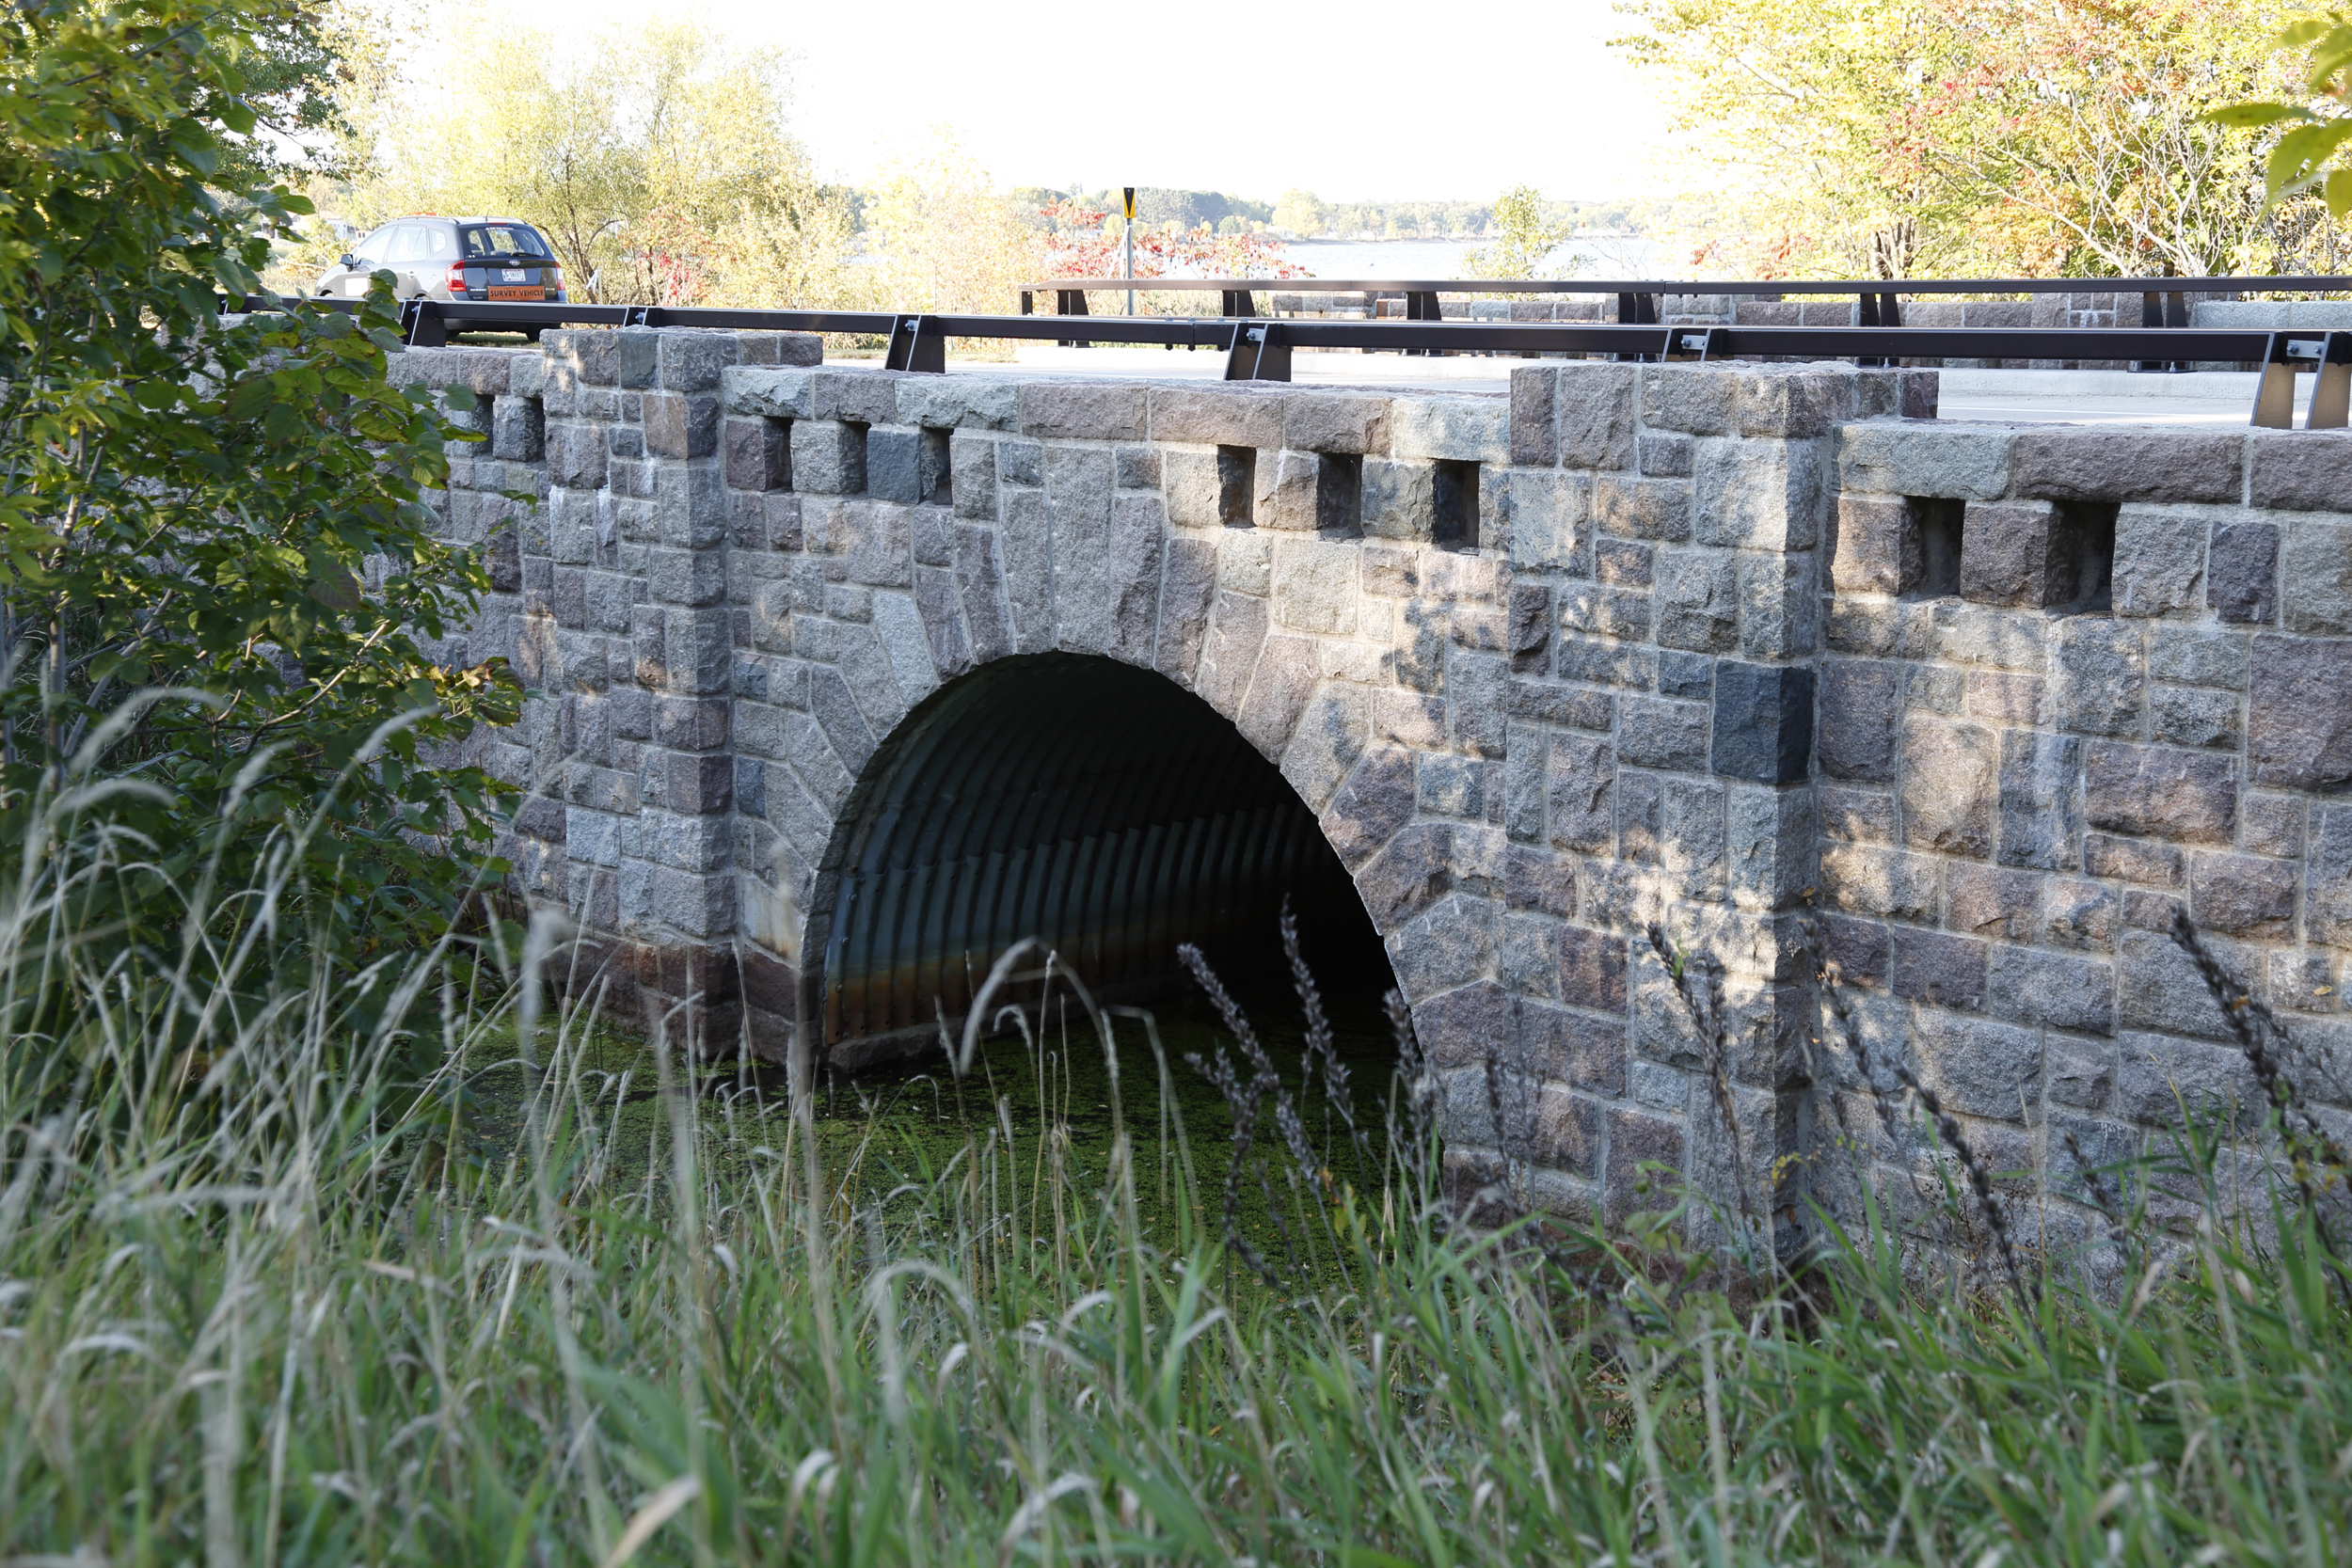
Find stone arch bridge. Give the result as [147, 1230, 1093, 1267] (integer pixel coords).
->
[397, 327, 2352, 1238]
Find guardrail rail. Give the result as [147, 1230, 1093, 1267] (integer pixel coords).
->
[229, 294, 2352, 431]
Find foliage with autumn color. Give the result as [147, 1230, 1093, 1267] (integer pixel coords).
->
[1041, 197, 1308, 280]
[1618, 0, 2346, 277]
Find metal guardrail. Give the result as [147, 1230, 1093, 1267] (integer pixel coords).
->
[1016, 274, 2352, 335]
[229, 296, 2352, 430]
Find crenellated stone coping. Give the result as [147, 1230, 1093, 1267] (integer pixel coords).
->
[719, 366, 1508, 456]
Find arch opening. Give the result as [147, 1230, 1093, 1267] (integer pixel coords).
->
[809, 653, 1391, 1070]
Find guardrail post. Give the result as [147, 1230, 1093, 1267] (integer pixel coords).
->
[2133, 288, 2191, 372]
[883, 314, 946, 374]
[1222, 323, 1291, 382]
[2251, 332, 2305, 428]
[1219, 289, 1258, 318]
[1054, 287, 1090, 349]
[402, 297, 447, 348]
[1856, 291, 1901, 366]
[2312, 331, 2352, 428]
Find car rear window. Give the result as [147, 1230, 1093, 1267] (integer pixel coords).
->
[460, 223, 551, 260]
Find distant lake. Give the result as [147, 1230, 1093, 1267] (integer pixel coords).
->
[1263, 235, 1668, 282]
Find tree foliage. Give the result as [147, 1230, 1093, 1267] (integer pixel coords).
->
[2211, 8, 2352, 219]
[1460, 185, 1577, 279]
[0, 0, 517, 958]
[1617, 0, 2339, 277]
[346, 14, 852, 308]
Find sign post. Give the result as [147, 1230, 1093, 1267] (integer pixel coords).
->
[1122, 186, 1136, 316]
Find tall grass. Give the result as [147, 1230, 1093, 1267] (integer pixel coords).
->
[2, 785, 2349, 1564]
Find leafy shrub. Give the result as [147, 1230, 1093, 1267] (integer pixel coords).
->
[0, 0, 518, 965]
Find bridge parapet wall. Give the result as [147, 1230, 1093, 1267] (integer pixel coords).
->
[390, 327, 2352, 1254]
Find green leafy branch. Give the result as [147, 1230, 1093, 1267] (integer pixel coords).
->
[2206, 11, 2352, 216]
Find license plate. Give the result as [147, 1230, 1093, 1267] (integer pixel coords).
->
[486, 284, 544, 301]
[501, 268, 526, 283]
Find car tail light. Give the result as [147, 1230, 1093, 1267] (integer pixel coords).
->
[544, 265, 563, 290]
[445, 262, 469, 294]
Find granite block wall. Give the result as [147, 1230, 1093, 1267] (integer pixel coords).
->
[392, 327, 2352, 1251]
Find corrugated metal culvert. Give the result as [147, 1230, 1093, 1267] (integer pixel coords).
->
[816, 654, 1375, 1060]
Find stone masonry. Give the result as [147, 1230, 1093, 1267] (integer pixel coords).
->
[391, 328, 2352, 1253]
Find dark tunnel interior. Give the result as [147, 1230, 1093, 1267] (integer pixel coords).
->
[811, 654, 1393, 1065]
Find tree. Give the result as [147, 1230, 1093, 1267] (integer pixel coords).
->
[1269, 188, 1329, 237]
[351, 13, 850, 307]
[2210, 9, 2352, 223]
[1461, 185, 1576, 279]
[1, 0, 516, 958]
[862, 130, 1043, 315]
[1613, 0, 2325, 277]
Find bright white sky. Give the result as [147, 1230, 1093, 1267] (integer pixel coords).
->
[492, 0, 1670, 200]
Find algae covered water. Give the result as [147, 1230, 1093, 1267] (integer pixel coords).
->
[451, 975, 1409, 1268]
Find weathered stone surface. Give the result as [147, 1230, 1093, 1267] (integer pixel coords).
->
[1694, 439, 1823, 550]
[2149, 625, 2249, 689]
[1323, 746, 1417, 868]
[2249, 633, 2352, 790]
[1492, 469, 1589, 571]
[1639, 364, 1733, 436]
[1561, 925, 1629, 1011]
[2190, 851, 2297, 938]
[1820, 842, 1936, 921]
[1618, 696, 1711, 771]
[1817, 659, 1901, 781]
[1835, 420, 2011, 499]
[2246, 430, 2352, 512]
[1555, 363, 1638, 467]
[1710, 661, 1814, 784]
[2116, 930, 2240, 1041]
[2112, 1030, 2260, 1122]
[2310, 805, 2352, 946]
[1654, 548, 1738, 652]
[1891, 927, 1987, 1011]
[1605, 1105, 1687, 1217]
[2111, 506, 2207, 615]
[1902, 719, 1996, 858]
[2280, 520, 2352, 634]
[1735, 368, 1855, 438]
[1417, 980, 1513, 1069]
[1988, 946, 2114, 1035]
[2150, 686, 2239, 750]
[1996, 730, 2082, 871]
[1594, 475, 1691, 542]
[1390, 395, 1507, 462]
[1827, 495, 1915, 595]
[1017, 380, 1147, 441]
[1147, 385, 1284, 448]
[2208, 519, 2278, 624]
[1508, 365, 1559, 467]
[1959, 499, 2077, 608]
[1545, 733, 1614, 853]
[790, 420, 865, 496]
[1522, 1001, 1629, 1095]
[1284, 393, 1391, 455]
[893, 373, 1019, 432]
[1917, 1012, 2042, 1118]
[1947, 863, 2038, 941]
[2084, 741, 2236, 845]
[2052, 617, 2144, 736]
[2010, 430, 2243, 503]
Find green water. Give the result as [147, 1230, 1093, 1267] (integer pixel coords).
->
[453, 981, 1408, 1273]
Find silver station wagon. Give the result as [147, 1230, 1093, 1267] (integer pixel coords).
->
[314, 216, 567, 336]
